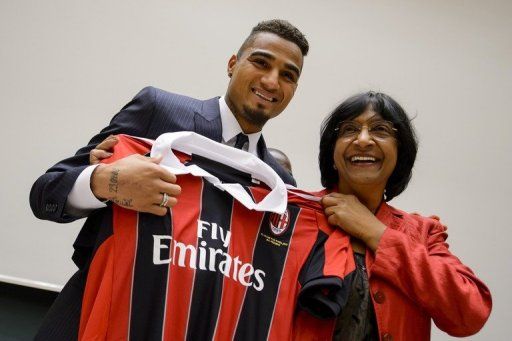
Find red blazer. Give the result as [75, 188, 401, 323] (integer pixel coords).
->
[295, 201, 492, 340]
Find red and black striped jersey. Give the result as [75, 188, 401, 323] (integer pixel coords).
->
[79, 133, 354, 341]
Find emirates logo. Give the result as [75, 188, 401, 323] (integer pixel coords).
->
[269, 210, 290, 236]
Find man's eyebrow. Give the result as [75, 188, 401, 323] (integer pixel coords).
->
[249, 50, 275, 60]
[248, 50, 301, 76]
[284, 62, 301, 77]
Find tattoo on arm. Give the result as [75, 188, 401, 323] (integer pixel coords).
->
[107, 168, 133, 208]
[111, 197, 133, 207]
[108, 168, 119, 194]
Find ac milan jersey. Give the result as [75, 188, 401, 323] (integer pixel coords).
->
[79, 133, 354, 341]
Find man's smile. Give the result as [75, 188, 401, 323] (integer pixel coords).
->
[252, 88, 277, 103]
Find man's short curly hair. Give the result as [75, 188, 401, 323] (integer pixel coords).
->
[237, 19, 309, 58]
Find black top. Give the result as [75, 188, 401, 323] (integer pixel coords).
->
[333, 252, 379, 341]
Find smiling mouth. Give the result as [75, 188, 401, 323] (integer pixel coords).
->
[252, 89, 277, 102]
[348, 155, 380, 165]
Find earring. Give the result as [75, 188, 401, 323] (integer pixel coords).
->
[333, 164, 337, 170]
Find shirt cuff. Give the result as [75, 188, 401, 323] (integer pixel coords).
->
[66, 165, 107, 212]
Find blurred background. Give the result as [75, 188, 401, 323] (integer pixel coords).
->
[0, 0, 510, 339]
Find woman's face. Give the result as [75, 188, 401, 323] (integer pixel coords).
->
[333, 109, 398, 194]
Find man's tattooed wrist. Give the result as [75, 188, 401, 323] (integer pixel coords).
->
[108, 168, 119, 194]
[110, 197, 133, 207]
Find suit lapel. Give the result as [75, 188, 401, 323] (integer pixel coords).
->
[258, 137, 288, 180]
[194, 97, 222, 142]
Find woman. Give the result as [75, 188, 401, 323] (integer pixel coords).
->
[317, 91, 492, 340]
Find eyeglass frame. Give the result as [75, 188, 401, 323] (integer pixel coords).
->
[334, 119, 398, 140]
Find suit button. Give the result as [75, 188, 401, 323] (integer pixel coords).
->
[373, 291, 385, 304]
[382, 333, 393, 341]
[45, 203, 57, 213]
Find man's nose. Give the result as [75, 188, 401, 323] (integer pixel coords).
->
[261, 69, 279, 91]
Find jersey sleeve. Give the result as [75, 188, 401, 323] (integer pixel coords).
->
[297, 211, 355, 319]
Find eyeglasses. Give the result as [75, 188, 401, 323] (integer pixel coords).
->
[335, 120, 397, 140]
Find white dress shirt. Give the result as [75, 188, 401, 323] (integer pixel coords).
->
[66, 97, 262, 212]
[218, 97, 261, 155]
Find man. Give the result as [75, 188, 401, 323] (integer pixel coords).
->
[31, 19, 308, 339]
[268, 147, 293, 175]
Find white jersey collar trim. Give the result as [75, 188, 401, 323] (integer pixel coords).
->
[151, 131, 287, 214]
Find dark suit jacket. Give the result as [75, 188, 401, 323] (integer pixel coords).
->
[31, 87, 296, 340]
[30, 86, 295, 224]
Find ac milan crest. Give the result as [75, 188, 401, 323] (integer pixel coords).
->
[269, 209, 290, 236]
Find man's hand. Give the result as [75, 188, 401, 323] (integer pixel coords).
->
[321, 193, 386, 252]
[90, 147, 181, 216]
[90, 135, 119, 165]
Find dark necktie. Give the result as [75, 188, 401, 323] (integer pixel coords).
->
[234, 133, 249, 150]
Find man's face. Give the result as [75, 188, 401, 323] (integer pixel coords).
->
[225, 32, 303, 133]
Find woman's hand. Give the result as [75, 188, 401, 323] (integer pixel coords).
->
[321, 192, 387, 252]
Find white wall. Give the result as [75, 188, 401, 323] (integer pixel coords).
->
[0, 0, 509, 339]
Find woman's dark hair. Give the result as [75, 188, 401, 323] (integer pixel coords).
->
[319, 91, 418, 201]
